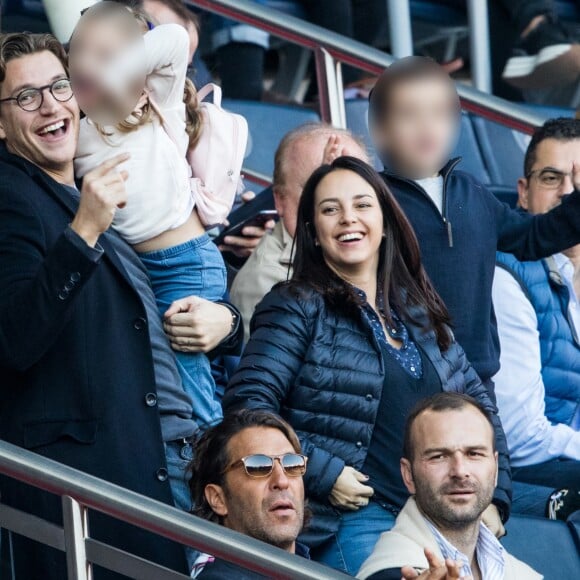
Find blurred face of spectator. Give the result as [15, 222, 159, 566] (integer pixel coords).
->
[401, 406, 498, 530]
[378, 77, 459, 179]
[203, 426, 305, 552]
[69, 9, 144, 124]
[313, 169, 384, 281]
[143, 0, 199, 63]
[274, 133, 368, 238]
[0, 51, 79, 179]
[518, 138, 580, 215]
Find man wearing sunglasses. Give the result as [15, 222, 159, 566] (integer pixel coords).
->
[492, 117, 580, 518]
[190, 409, 309, 578]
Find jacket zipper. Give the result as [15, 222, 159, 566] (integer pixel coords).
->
[385, 158, 461, 249]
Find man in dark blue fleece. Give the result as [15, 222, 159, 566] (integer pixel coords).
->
[368, 56, 580, 528]
[369, 56, 580, 395]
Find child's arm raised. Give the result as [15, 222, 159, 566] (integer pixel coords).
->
[101, 23, 190, 110]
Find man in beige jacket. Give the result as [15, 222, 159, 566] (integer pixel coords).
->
[358, 393, 542, 580]
[230, 123, 368, 339]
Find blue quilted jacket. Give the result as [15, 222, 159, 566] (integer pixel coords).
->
[497, 252, 580, 426]
[224, 283, 511, 543]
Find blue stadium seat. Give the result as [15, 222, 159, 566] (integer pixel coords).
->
[555, 0, 580, 21]
[471, 116, 529, 187]
[344, 100, 383, 170]
[223, 100, 320, 178]
[410, 0, 465, 26]
[519, 104, 576, 120]
[501, 514, 580, 578]
[452, 113, 491, 184]
[488, 185, 519, 208]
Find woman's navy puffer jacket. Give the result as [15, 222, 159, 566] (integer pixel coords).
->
[224, 283, 511, 542]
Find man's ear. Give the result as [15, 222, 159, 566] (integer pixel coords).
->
[400, 458, 416, 495]
[273, 187, 285, 217]
[494, 451, 499, 487]
[204, 484, 228, 517]
[517, 177, 529, 210]
[0, 117, 6, 140]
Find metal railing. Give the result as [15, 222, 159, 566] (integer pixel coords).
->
[0, 440, 349, 580]
[188, 0, 546, 134]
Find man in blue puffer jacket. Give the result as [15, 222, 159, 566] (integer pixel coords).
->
[493, 118, 580, 515]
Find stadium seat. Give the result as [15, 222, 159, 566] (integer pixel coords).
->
[519, 103, 576, 120]
[471, 116, 528, 187]
[501, 514, 580, 578]
[555, 0, 580, 22]
[223, 100, 320, 178]
[487, 185, 519, 208]
[452, 113, 491, 184]
[344, 100, 383, 170]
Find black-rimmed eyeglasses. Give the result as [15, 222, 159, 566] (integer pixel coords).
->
[224, 453, 308, 478]
[0, 78, 74, 112]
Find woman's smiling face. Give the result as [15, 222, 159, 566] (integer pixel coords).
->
[313, 169, 384, 280]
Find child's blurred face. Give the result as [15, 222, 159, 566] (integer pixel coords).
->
[69, 19, 131, 111]
[377, 77, 459, 178]
[68, 10, 144, 125]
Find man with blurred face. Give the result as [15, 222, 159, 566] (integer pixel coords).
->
[358, 393, 541, 580]
[230, 123, 369, 338]
[493, 119, 580, 517]
[190, 410, 309, 578]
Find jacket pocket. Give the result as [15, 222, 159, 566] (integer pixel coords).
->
[23, 419, 98, 450]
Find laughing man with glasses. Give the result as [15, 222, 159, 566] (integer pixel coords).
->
[493, 117, 580, 519]
[189, 409, 310, 578]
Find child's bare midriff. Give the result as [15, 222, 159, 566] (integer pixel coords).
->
[133, 209, 206, 253]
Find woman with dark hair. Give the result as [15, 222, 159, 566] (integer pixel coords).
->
[223, 157, 511, 575]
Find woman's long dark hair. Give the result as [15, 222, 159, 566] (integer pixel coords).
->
[291, 156, 452, 351]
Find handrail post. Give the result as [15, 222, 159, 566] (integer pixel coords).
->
[62, 496, 92, 580]
[314, 47, 346, 129]
[467, 0, 492, 93]
[387, 0, 413, 58]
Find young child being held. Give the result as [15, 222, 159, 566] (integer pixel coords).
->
[70, 2, 237, 430]
[369, 56, 580, 527]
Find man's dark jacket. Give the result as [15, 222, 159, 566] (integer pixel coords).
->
[0, 144, 188, 578]
[383, 159, 580, 384]
[224, 283, 511, 547]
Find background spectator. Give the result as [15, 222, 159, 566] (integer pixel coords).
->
[230, 123, 368, 339]
[493, 118, 580, 514]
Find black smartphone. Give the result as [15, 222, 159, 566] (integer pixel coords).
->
[214, 209, 278, 246]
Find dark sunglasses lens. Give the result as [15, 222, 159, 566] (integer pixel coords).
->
[281, 454, 306, 476]
[243, 455, 273, 476]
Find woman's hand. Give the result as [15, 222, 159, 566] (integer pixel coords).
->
[163, 296, 233, 353]
[329, 466, 374, 511]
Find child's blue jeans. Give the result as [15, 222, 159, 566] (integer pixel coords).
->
[140, 233, 227, 429]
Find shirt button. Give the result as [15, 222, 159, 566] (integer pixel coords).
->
[58, 289, 69, 300]
[356, 441, 363, 448]
[145, 393, 158, 407]
[156, 468, 168, 482]
[133, 317, 147, 330]
[70, 272, 81, 282]
[365, 394, 373, 401]
[64, 281, 75, 291]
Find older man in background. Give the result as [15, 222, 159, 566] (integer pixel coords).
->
[230, 123, 369, 338]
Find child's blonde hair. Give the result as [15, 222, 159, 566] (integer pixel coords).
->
[89, 3, 202, 149]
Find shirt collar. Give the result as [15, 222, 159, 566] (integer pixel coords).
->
[279, 222, 295, 266]
[424, 517, 505, 579]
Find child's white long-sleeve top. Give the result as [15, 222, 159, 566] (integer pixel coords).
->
[74, 24, 194, 245]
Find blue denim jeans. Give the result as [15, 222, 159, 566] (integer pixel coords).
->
[311, 501, 397, 576]
[166, 439, 197, 572]
[140, 234, 227, 429]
